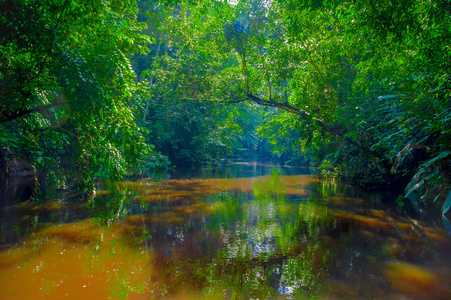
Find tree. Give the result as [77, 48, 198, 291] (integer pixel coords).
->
[143, 0, 450, 209]
[131, 1, 277, 166]
[0, 0, 152, 194]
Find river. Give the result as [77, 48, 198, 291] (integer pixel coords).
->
[0, 162, 450, 299]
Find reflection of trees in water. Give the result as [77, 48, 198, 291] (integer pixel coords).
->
[2, 170, 451, 299]
[154, 178, 332, 299]
[142, 172, 451, 299]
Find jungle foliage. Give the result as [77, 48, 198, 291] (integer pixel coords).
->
[136, 0, 450, 211]
[1, 0, 450, 212]
[0, 0, 165, 195]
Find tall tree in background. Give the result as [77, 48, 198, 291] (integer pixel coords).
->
[132, 0, 277, 166]
[148, 0, 450, 209]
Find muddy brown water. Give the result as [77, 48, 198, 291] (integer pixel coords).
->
[0, 162, 450, 299]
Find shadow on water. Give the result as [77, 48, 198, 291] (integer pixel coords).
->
[1, 162, 451, 299]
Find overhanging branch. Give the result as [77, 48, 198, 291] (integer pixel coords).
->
[246, 92, 341, 135]
[245, 93, 373, 153]
[0, 101, 68, 123]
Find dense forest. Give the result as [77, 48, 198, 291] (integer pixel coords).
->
[1, 0, 450, 214]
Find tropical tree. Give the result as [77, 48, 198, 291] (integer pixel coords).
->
[277, 0, 451, 207]
[143, 0, 450, 209]
[132, 0, 277, 166]
[0, 0, 152, 194]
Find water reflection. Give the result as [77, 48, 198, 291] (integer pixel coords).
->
[0, 219, 153, 299]
[0, 163, 450, 299]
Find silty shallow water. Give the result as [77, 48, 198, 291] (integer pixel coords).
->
[0, 162, 450, 299]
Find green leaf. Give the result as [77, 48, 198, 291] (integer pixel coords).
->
[405, 179, 424, 198]
[420, 151, 450, 169]
[377, 95, 397, 100]
[433, 194, 440, 203]
[396, 195, 405, 207]
[442, 191, 451, 215]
